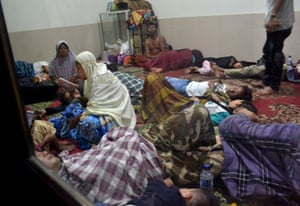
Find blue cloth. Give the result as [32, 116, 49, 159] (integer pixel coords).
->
[49, 102, 118, 150]
[15, 61, 35, 78]
[165, 76, 190, 96]
[210, 111, 230, 126]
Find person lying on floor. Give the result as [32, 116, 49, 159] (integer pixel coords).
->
[35, 126, 218, 206]
[143, 48, 204, 72]
[15, 60, 50, 81]
[188, 62, 268, 81]
[31, 119, 76, 154]
[38, 87, 87, 118]
[34, 92, 263, 205]
[141, 72, 256, 126]
[139, 103, 299, 205]
[201, 55, 256, 69]
[165, 74, 253, 102]
[218, 114, 300, 205]
[110, 69, 253, 105]
[126, 178, 219, 206]
[37, 112, 300, 205]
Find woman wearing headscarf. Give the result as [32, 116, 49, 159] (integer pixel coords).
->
[49, 51, 136, 150]
[49, 40, 80, 84]
[49, 40, 83, 92]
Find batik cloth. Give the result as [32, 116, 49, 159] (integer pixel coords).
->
[49, 102, 118, 150]
[219, 115, 300, 205]
[141, 72, 194, 123]
[139, 103, 224, 186]
[58, 127, 164, 205]
[31, 119, 56, 151]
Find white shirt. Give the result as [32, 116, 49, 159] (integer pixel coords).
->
[185, 81, 227, 97]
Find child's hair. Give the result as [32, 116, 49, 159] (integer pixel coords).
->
[187, 189, 220, 206]
[232, 85, 253, 102]
[57, 90, 70, 105]
[240, 100, 257, 114]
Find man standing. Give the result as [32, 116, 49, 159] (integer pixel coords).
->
[256, 0, 295, 95]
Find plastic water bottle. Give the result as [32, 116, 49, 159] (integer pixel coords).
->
[287, 55, 293, 66]
[200, 163, 214, 192]
[286, 55, 297, 82]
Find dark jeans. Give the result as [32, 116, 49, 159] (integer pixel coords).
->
[262, 27, 292, 91]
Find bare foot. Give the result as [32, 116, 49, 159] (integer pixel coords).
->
[58, 141, 76, 151]
[255, 86, 275, 96]
[151, 67, 163, 73]
[251, 80, 264, 88]
[211, 64, 225, 78]
[189, 66, 200, 74]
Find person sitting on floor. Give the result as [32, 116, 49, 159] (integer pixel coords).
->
[144, 21, 168, 59]
[49, 40, 84, 92]
[48, 51, 136, 150]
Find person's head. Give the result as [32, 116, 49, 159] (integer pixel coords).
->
[179, 188, 220, 206]
[57, 90, 74, 105]
[146, 21, 158, 37]
[56, 40, 70, 58]
[226, 85, 252, 101]
[191, 49, 204, 67]
[75, 51, 97, 80]
[35, 151, 61, 172]
[233, 100, 258, 121]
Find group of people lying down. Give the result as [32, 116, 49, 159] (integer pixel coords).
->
[31, 51, 300, 206]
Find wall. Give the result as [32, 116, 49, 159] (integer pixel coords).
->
[2, 0, 300, 62]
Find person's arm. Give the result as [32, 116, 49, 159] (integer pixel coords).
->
[144, 39, 153, 59]
[163, 177, 174, 187]
[158, 35, 167, 53]
[265, 0, 284, 32]
[271, 0, 284, 17]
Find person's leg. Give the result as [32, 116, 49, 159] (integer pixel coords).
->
[259, 28, 292, 94]
[269, 28, 292, 91]
[165, 76, 190, 96]
[224, 65, 265, 79]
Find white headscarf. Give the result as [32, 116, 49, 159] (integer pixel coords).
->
[76, 51, 136, 128]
